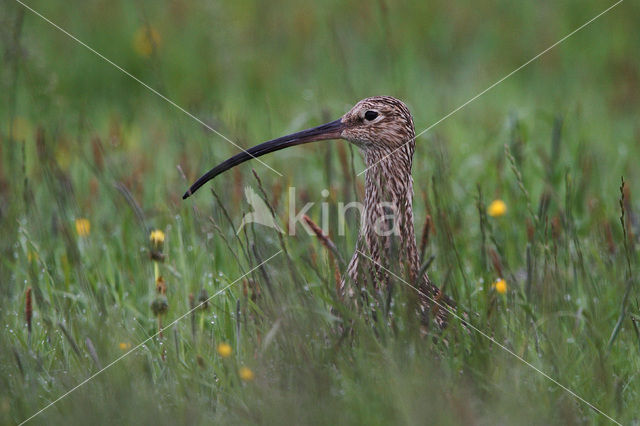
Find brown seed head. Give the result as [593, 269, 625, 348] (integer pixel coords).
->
[156, 276, 167, 295]
[198, 288, 209, 310]
[151, 295, 169, 316]
[25, 287, 32, 334]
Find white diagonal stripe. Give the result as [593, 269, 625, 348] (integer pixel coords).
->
[14, 0, 283, 177]
[356, 250, 622, 425]
[19, 250, 283, 425]
[357, 0, 624, 177]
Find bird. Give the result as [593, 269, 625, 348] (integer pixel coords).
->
[183, 96, 454, 328]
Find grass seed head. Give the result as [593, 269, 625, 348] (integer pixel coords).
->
[198, 288, 209, 310]
[196, 355, 205, 369]
[151, 295, 169, 316]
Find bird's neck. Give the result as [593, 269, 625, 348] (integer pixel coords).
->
[346, 147, 420, 287]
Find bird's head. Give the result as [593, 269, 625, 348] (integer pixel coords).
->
[341, 96, 415, 150]
[183, 96, 415, 199]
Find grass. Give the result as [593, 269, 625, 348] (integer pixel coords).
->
[1, 0, 639, 424]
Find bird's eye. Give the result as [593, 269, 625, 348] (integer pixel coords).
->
[364, 110, 379, 121]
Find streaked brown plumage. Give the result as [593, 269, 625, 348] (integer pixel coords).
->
[184, 96, 454, 327]
[340, 97, 452, 327]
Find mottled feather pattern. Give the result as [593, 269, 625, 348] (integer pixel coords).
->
[339, 96, 454, 328]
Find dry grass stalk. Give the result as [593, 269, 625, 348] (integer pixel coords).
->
[622, 182, 636, 245]
[488, 248, 504, 279]
[91, 136, 104, 172]
[608, 177, 635, 349]
[25, 287, 32, 337]
[302, 215, 344, 295]
[85, 337, 102, 369]
[302, 215, 344, 266]
[58, 322, 82, 359]
[189, 292, 196, 340]
[603, 221, 616, 255]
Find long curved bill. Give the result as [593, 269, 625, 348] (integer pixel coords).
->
[183, 118, 344, 199]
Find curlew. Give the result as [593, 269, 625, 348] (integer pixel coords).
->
[184, 96, 454, 327]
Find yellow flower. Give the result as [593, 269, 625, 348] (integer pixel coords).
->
[217, 342, 232, 358]
[150, 229, 166, 261]
[239, 366, 255, 382]
[494, 278, 507, 295]
[150, 229, 165, 244]
[119, 342, 131, 351]
[487, 199, 507, 217]
[133, 26, 161, 58]
[75, 218, 91, 237]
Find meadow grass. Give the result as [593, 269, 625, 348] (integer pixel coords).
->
[1, 0, 639, 424]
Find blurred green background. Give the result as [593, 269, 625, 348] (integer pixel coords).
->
[1, 0, 639, 424]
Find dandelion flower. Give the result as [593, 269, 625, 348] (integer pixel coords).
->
[487, 199, 507, 217]
[133, 26, 161, 58]
[119, 342, 132, 351]
[239, 366, 255, 382]
[494, 278, 507, 295]
[150, 229, 165, 244]
[75, 218, 91, 237]
[150, 229, 166, 261]
[217, 342, 232, 358]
